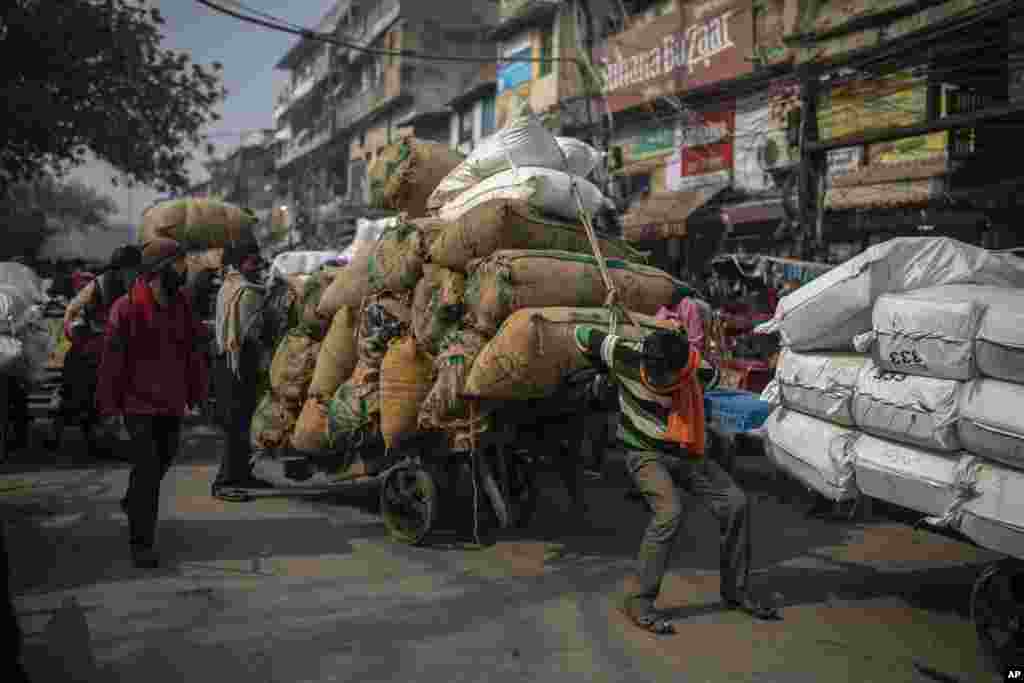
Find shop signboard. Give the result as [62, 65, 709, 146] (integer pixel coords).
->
[827, 147, 863, 179]
[817, 69, 947, 166]
[623, 127, 676, 163]
[498, 44, 534, 94]
[598, 0, 754, 114]
[672, 108, 735, 193]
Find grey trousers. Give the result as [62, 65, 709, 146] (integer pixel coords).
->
[622, 450, 751, 617]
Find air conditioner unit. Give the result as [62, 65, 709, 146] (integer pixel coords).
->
[755, 133, 797, 172]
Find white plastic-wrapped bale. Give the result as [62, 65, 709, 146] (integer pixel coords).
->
[763, 350, 869, 426]
[0, 285, 33, 336]
[0, 336, 24, 375]
[971, 287, 1024, 384]
[438, 167, 614, 224]
[958, 378, 1024, 470]
[270, 251, 343, 279]
[857, 287, 985, 381]
[851, 434, 966, 518]
[952, 458, 1024, 560]
[851, 361, 962, 452]
[764, 408, 860, 502]
[756, 238, 1024, 351]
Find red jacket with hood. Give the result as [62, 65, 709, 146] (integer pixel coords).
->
[95, 278, 209, 417]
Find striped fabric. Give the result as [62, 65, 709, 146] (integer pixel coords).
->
[575, 328, 682, 455]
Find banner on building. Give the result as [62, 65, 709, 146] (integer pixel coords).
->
[498, 38, 533, 94]
[598, 0, 755, 114]
[623, 127, 675, 163]
[669, 107, 735, 193]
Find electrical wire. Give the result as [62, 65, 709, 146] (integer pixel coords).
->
[193, 0, 578, 64]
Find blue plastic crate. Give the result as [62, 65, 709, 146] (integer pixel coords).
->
[704, 389, 771, 434]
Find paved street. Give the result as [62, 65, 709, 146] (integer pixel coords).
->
[1, 421, 1007, 683]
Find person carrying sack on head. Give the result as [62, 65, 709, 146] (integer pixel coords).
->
[573, 322, 781, 635]
[50, 245, 142, 458]
[95, 238, 209, 569]
[210, 238, 274, 502]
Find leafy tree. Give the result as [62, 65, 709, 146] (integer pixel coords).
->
[0, 175, 120, 259]
[0, 0, 227, 196]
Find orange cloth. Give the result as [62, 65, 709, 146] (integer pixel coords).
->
[642, 347, 706, 457]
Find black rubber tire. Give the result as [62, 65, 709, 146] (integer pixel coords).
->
[971, 559, 1024, 674]
[380, 465, 438, 546]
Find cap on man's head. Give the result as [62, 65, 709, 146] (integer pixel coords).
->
[109, 245, 142, 270]
[141, 238, 182, 268]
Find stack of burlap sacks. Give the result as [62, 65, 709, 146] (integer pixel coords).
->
[264, 103, 693, 470]
[760, 237, 1024, 559]
[0, 262, 54, 384]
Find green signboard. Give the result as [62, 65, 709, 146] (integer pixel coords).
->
[625, 128, 675, 163]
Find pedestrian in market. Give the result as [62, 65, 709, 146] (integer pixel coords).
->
[49, 245, 142, 458]
[210, 238, 274, 502]
[574, 319, 780, 635]
[95, 238, 209, 569]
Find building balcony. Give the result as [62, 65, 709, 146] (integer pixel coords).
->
[338, 0, 401, 62]
[276, 125, 334, 170]
[491, 0, 560, 40]
[334, 70, 412, 134]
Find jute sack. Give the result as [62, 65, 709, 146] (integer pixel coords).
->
[465, 250, 692, 336]
[186, 248, 223, 275]
[250, 393, 301, 451]
[369, 139, 465, 219]
[419, 326, 489, 430]
[295, 270, 334, 337]
[291, 396, 331, 453]
[367, 221, 424, 293]
[358, 291, 412, 366]
[269, 330, 321, 405]
[308, 306, 359, 399]
[428, 198, 645, 272]
[411, 264, 466, 355]
[380, 337, 435, 449]
[414, 216, 447, 256]
[464, 307, 673, 400]
[139, 198, 257, 248]
[328, 360, 381, 441]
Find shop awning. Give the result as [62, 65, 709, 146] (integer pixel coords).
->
[789, 0, 987, 66]
[621, 188, 725, 242]
[721, 200, 786, 227]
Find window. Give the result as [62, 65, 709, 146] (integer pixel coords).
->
[481, 95, 496, 138]
[539, 29, 553, 77]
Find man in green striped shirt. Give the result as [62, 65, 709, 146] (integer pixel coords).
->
[575, 323, 781, 634]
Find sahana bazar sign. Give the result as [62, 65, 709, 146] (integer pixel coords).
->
[600, 0, 754, 114]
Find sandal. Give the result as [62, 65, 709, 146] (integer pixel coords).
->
[212, 487, 252, 503]
[725, 596, 782, 621]
[618, 606, 676, 635]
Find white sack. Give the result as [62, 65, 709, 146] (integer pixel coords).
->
[763, 349, 869, 426]
[0, 285, 34, 336]
[756, 238, 1024, 351]
[337, 216, 396, 266]
[971, 287, 1024, 384]
[851, 361, 962, 452]
[438, 167, 614, 224]
[0, 262, 45, 304]
[555, 137, 602, 177]
[952, 458, 1024, 561]
[270, 251, 342, 279]
[851, 434, 964, 518]
[0, 335, 24, 375]
[857, 287, 985, 381]
[958, 378, 1024, 470]
[764, 408, 860, 501]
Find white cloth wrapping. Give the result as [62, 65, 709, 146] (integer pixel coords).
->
[764, 407, 860, 501]
[957, 378, 1024, 470]
[851, 434, 966, 518]
[938, 457, 1024, 561]
[269, 251, 342, 279]
[756, 238, 1024, 351]
[761, 350, 869, 426]
[851, 360, 963, 452]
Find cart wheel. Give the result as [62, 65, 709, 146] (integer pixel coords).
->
[971, 559, 1024, 672]
[381, 465, 437, 546]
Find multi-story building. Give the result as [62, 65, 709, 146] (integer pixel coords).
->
[271, 0, 499, 249]
[447, 63, 498, 154]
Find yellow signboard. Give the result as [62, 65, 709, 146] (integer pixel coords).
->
[818, 70, 948, 166]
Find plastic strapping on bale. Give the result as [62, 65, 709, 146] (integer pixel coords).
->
[919, 455, 983, 530]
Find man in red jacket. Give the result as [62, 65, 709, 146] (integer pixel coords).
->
[96, 238, 209, 568]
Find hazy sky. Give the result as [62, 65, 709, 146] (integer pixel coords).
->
[69, 0, 337, 225]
